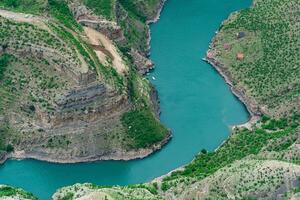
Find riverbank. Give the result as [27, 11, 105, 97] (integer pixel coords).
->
[205, 57, 260, 128]
[204, 34, 261, 129]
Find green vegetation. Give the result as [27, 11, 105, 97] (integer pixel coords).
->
[0, 126, 10, 151]
[121, 109, 168, 148]
[115, 0, 161, 53]
[58, 192, 74, 200]
[48, 0, 83, 32]
[284, 184, 300, 199]
[118, 0, 147, 22]
[84, 0, 115, 20]
[0, 185, 37, 200]
[0, 53, 11, 80]
[47, 135, 71, 149]
[0, 0, 46, 14]
[262, 118, 288, 130]
[213, 0, 300, 115]
[166, 115, 299, 181]
[49, 23, 95, 68]
[5, 0, 299, 198]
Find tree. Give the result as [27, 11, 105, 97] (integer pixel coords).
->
[6, 144, 14, 153]
[4, 0, 19, 8]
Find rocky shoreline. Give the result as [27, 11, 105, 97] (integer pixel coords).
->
[146, 0, 166, 56]
[0, 151, 7, 164]
[0, 136, 172, 164]
[8, 131, 172, 164]
[204, 26, 263, 128]
[205, 57, 260, 128]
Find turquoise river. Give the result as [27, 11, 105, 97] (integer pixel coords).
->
[0, 0, 251, 199]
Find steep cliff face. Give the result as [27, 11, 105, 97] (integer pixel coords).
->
[0, 0, 169, 163]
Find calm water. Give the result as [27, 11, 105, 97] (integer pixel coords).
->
[0, 0, 250, 199]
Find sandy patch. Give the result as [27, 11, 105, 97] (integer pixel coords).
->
[84, 27, 127, 75]
[0, 9, 48, 30]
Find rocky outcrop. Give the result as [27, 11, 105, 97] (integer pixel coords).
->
[70, 1, 165, 75]
[130, 49, 154, 75]
[5, 38, 94, 85]
[70, 4, 125, 42]
[12, 130, 172, 163]
[150, 86, 161, 118]
[145, 0, 166, 22]
[50, 83, 129, 128]
[0, 151, 7, 164]
[9, 80, 132, 162]
[79, 19, 124, 42]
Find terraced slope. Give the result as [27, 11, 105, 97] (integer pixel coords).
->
[0, 0, 170, 163]
[52, 0, 300, 199]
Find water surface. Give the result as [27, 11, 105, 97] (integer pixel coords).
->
[0, 0, 250, 199]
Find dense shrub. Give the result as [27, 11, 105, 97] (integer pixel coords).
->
[121, 109, 168, 148]
[48, 0, 82, 32]
[166, 116, 299, 181]
[0, 54, 11, 80]
[0, 186, 37, 199]
[84, 0, 114, 20]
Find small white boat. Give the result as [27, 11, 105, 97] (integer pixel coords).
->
[152, 76, 156, 80]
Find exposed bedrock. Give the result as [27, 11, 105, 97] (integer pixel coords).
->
[11, 82, 131, 162]
[0, 151, 7, 164]
[70, 4, 125, 42]
[5, 43, 96, 85]
[130, 49, 154, 75]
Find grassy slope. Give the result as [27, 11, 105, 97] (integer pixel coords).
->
[0, 0, 46, 14]
[83, 0, 116, 20]
[213, 0, 300, 116]
[53, 0, 300, 199]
